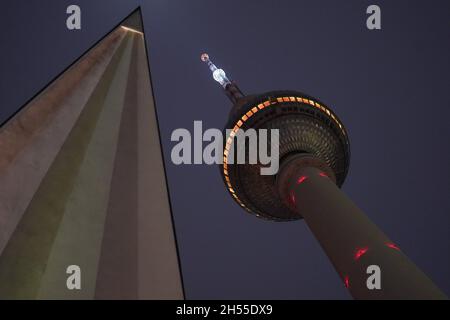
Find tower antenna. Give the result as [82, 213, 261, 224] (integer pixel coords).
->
[201, 53, 244, 103]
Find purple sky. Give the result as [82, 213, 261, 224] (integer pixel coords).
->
[0, 0, 449, 299]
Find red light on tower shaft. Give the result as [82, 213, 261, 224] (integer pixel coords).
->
[290, 190, 296, 205]
[386, 243, 400, 251]
[297, 175, 308, 184]
[344, 276, 350, 288]
[318, 172, 328, 177]
[354, 247, 369, 260]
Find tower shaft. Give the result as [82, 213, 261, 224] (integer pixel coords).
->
[280, 164, 446, 299]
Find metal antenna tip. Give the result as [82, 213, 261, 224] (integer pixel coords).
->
[201, 53, 209, 62]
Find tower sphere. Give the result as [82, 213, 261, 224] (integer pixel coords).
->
[220, 90, 350, 221]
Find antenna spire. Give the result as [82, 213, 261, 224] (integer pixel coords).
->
[201, 53, 244, 103]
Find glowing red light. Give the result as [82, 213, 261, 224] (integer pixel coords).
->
[344, 276, 350, 288]
[297, 176, 308, 184]
[319, 172, 328, 177]
[290, 191, 296, 205]
[354, 247, 369, 260]
[386, 243, 400, 251]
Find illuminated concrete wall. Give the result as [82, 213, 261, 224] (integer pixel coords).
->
[0, 13, 183, 300]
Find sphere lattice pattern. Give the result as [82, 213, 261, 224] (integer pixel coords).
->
[220, 90, 350, 221]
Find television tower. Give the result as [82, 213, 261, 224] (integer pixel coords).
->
[201, 53, 446, 299]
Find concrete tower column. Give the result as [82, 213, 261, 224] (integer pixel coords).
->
[277, 155, 447, 300]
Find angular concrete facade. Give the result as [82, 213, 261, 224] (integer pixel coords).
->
[0, 11, 183, 300]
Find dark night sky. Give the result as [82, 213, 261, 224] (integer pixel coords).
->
[1, 0, 449, 299]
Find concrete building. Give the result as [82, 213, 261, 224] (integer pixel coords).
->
[0, 10, 183, 300]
